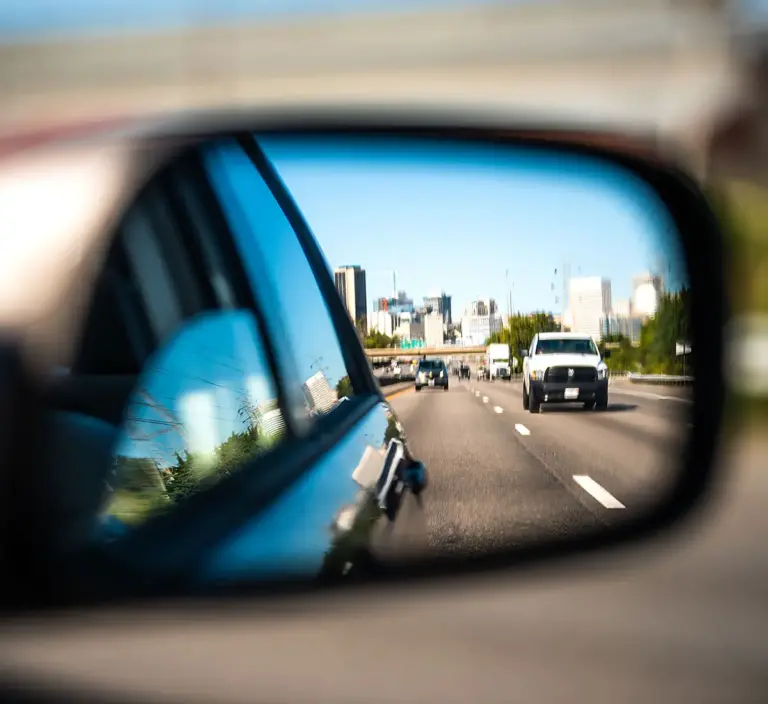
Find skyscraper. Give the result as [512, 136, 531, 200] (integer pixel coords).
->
[441, 292, 453, 326]
[469, 298, 497, 317]
[569, 277, 612, 341]
[631, 272, 664, 318]
[423, 292, 453, 325]
[303, 371, 338, 415]
[334, 265, 368, 332]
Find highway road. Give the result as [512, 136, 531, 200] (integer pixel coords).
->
[377, 376, 691, 560]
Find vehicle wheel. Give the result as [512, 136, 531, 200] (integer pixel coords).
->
[415, 385, 421, 392]
[529, 391, 541, 414]
[444, 384, 449, 392]
[522, 381, 529, 410]
[583, 400, 596, 410]
[596, 393, 608, 411]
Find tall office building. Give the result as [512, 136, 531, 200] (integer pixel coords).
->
[368, 309, 394, 337]
[334, 265, 368, 331]
[601, 315, 643, 344]
[303, 371, 338, 415]
[424, 312, 444, 348]
[460, 312, 502, 346]
[423, 292, 453, 325]
[254, 398, 286, 440]
[441, 293, 453, 325]
[631, 272, 664, 318]
[469, 298, 497, 317]
[569, 277, 612, 341]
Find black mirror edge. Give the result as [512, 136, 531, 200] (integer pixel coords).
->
[3, 115, 727, 613]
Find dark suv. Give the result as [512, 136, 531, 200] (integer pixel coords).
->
[415, 359, 449, 391]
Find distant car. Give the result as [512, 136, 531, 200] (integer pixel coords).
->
[415, 359, 449, 391]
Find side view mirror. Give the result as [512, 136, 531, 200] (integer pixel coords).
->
[3, 112, 726, 610]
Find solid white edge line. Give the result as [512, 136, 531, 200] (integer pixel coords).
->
[572, 475, 625, 509]
[493, 406, 504, 413]
[514, 423, 530, 436]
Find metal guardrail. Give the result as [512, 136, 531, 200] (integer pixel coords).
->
[378, 374, 416, 386]
[627, 373, 694, 386]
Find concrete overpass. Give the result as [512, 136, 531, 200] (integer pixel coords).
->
[367, 346, 487, 359]
[1, 0, 764, 180]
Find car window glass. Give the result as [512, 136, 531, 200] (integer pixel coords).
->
[202, 140, 355, 424]
[101, 310, 285, 529]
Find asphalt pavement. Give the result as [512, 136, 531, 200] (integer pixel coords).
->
[381, 375, 692, 559]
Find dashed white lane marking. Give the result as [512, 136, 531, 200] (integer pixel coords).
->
[573, 475, 625, 509]
[482, 396, 489, 403]
[493, 406, 504, 414]
[475, 391, 480, 397]
[514, 424, 531, 436]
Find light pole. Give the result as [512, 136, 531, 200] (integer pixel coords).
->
[505, 270, 510, 325]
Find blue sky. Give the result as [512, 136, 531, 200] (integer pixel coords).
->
[1, 0, 764, 40]
[261, 136, 683, 321]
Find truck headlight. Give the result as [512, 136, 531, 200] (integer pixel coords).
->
[597, 367, 608, 380]
[531, 369, 545, 381]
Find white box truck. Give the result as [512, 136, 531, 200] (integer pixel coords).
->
[486, 343, 512, 381]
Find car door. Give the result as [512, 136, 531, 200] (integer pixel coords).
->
[179, 136, 428, 586]
[41, 139, 427, 601]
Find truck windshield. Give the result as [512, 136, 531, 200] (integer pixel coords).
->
[536, 338, 598, 355]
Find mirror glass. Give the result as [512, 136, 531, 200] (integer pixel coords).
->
[100, 310, 287, 531]
[95, 133, 693, 589]
[261, 135, 691, 550]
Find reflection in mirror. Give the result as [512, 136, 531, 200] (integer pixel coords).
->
[255, 135, 692, 560]
[101, 310, 285, 531]
[202, 140, 358, 434]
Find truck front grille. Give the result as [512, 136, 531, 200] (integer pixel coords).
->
[545, 366, 597, 383]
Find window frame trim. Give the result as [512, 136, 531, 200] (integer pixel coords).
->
[235, 134, 380, 400]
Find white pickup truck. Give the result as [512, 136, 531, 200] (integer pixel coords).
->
[522, 332, 610, 413]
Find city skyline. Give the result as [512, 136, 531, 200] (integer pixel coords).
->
[362, 266, 673, 324]
[360, 268, 665, 345]
[262, 136, 686, 324]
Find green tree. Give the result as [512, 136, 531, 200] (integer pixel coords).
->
[638, 288, 691, 374]
[336, 375, 353, 399]
[363, 330, 399, 349]
[599, 334, 639, 373]
[108, 455, 170, 523]
[486, 312, 559, 359]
